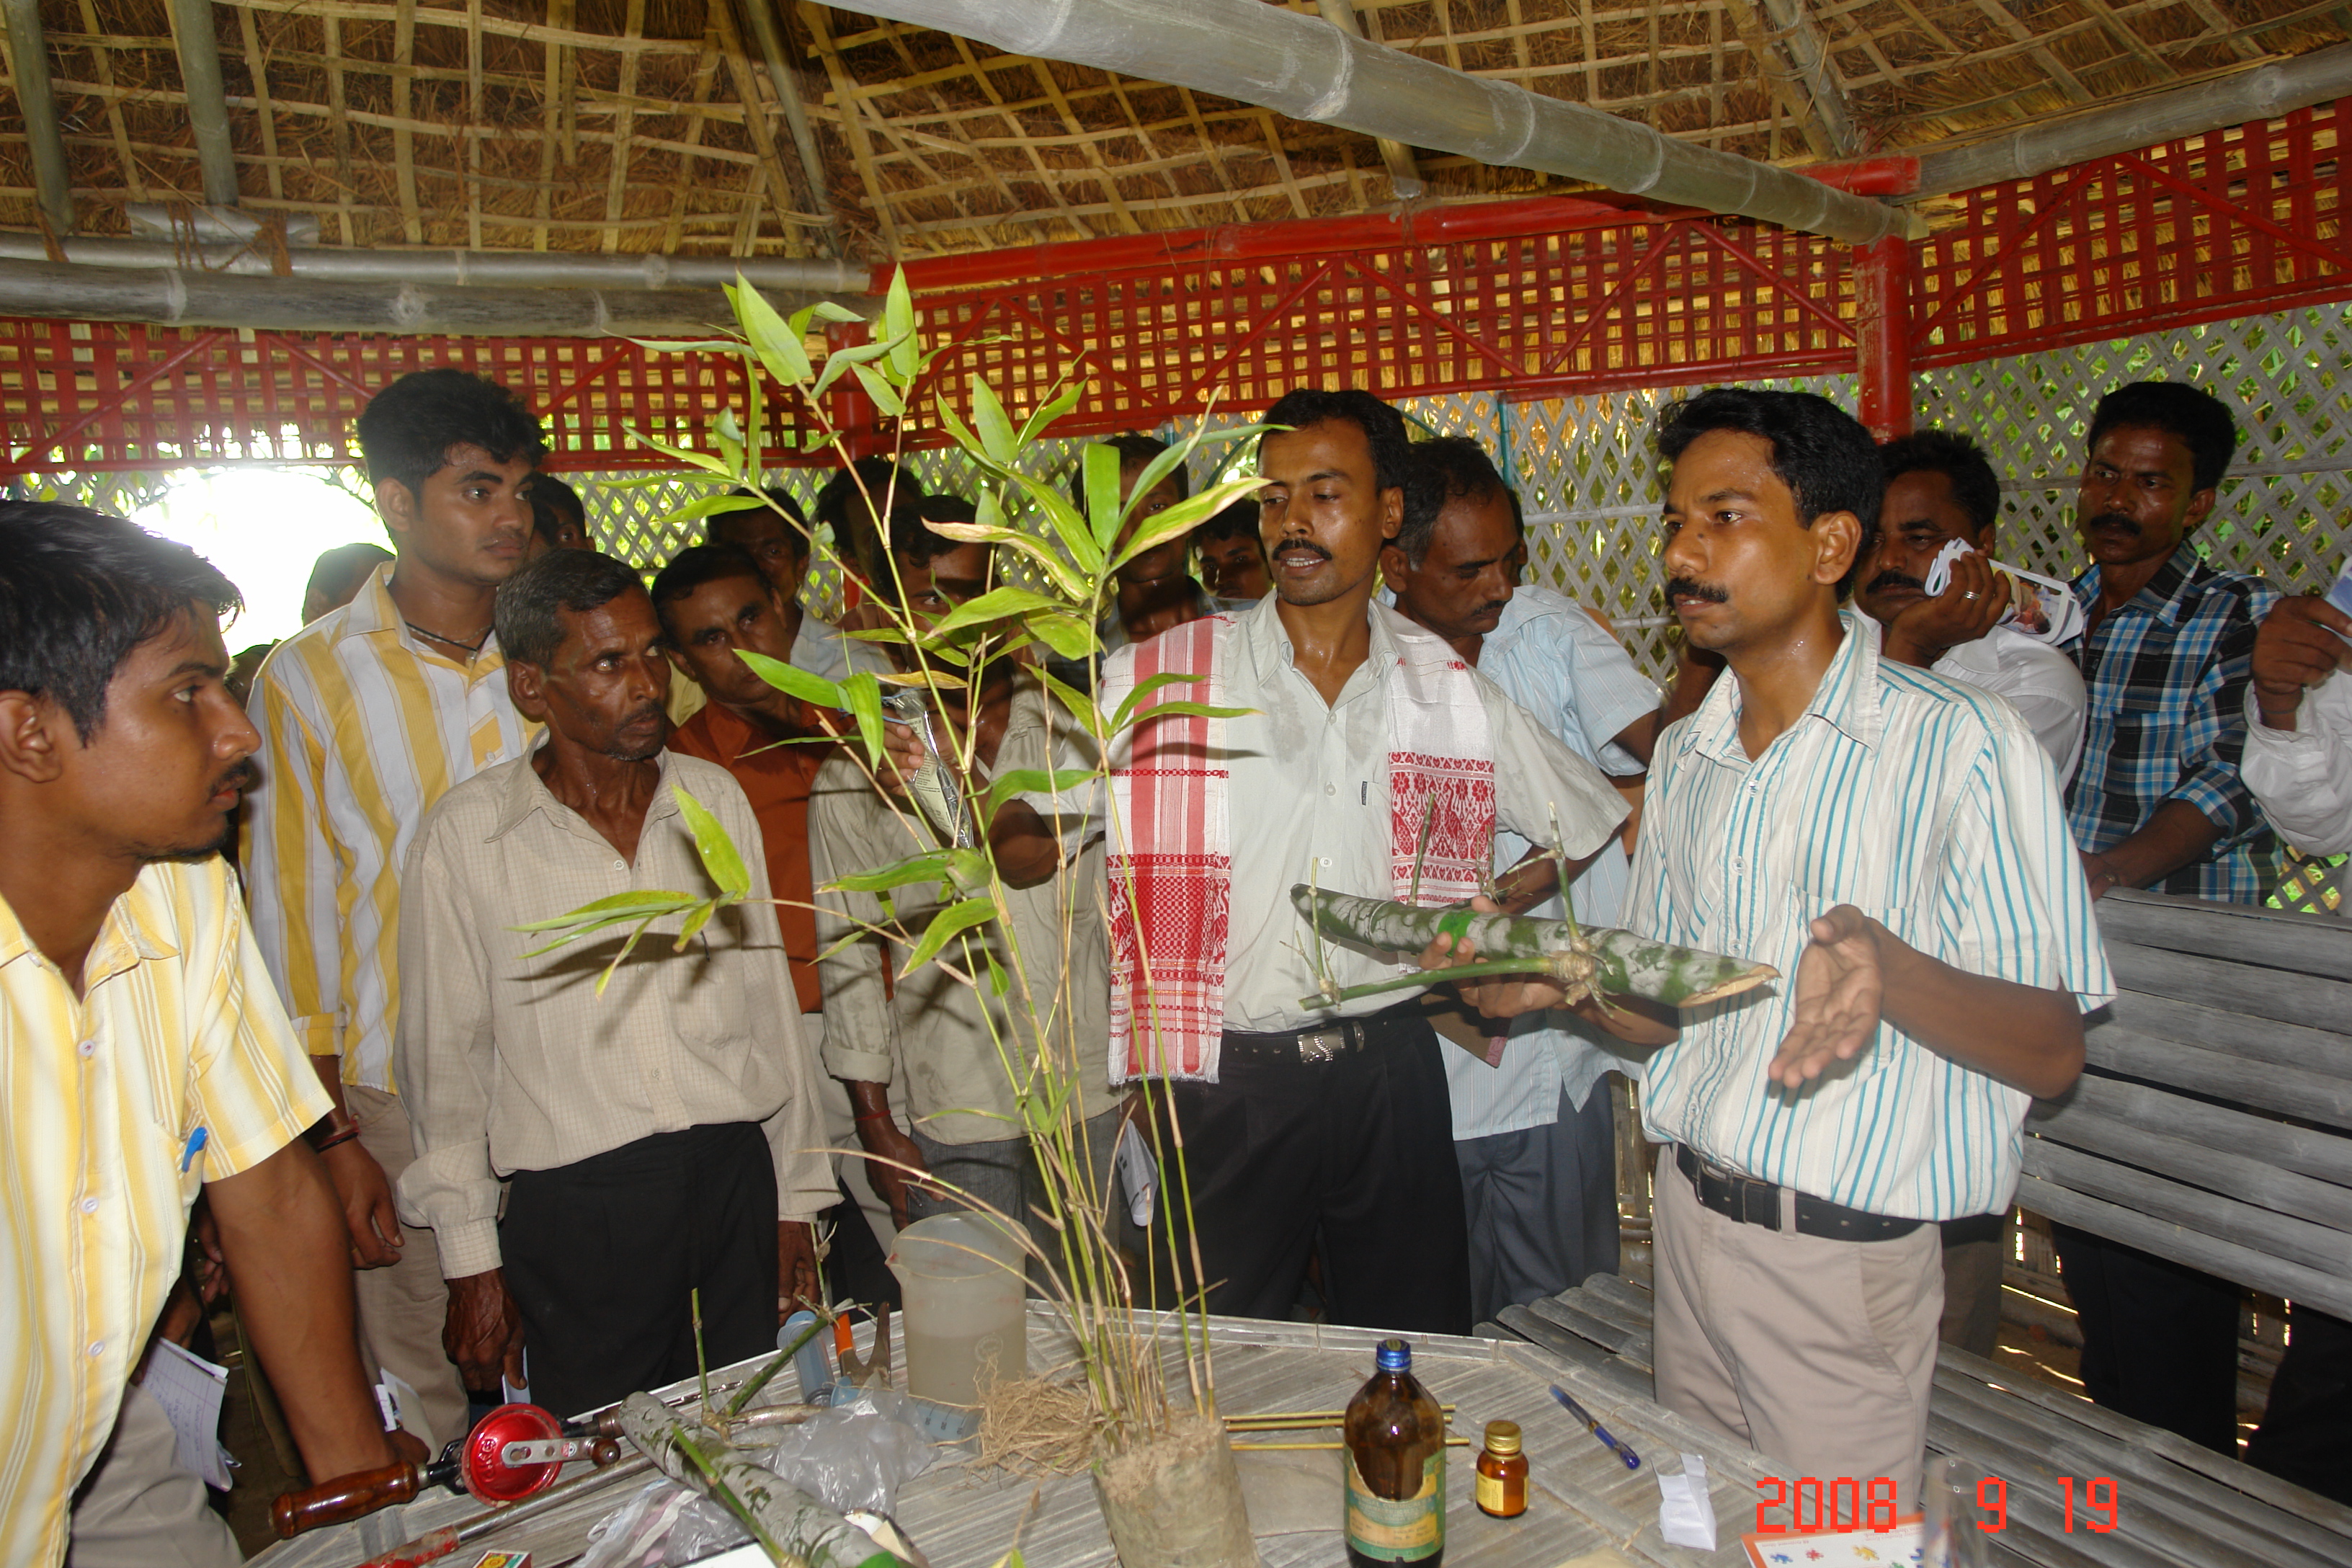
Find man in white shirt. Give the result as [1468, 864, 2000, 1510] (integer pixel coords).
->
[1432, 388, 2107, 1505]
[1855, 429, 2086, 785]
[1851, 428, 2089, 1359]
[2237, 589, 2352, 1505]
[1007, 391, 1626, 1335]
[1381, 437, 1657, 1324]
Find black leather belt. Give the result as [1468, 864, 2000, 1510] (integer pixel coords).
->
[1674, 1144, 1925, 1243]
[1222, 1005, 1424, 1066]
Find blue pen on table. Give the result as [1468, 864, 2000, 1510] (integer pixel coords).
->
[1549, 1383, 1641, 1470]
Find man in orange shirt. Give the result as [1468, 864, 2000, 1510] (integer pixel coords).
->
[653, 543, 901, 1246]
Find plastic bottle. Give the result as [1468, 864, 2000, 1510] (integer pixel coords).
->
[1474, 1420, 1526, 1518]
[1343, 1337, 1445, 1566]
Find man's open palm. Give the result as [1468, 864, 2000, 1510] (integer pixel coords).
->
[1768, 905, 1884, 1088]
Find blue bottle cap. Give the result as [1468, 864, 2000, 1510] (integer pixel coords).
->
[1376, 1337, 1411, 1372]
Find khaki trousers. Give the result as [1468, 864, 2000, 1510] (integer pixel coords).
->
[803, 1012, 901, 1253]
[347, 1085, 471, 1448]
[1652, 1152, 1943, 1512]
[68, 1382, 241, 1568]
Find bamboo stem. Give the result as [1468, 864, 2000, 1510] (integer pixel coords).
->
[1231, 1437, 1473, 1451]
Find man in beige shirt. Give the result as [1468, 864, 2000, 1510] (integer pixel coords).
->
[812, 509, 1124, 1250]
[395, 550, 830, 1420]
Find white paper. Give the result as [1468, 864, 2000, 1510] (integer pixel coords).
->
[375, 1367, 432, 1447]
[1114, 1117, 1158, 1229]
[1657, 1451, 1716, 1551]
[143, 1340, 234, 1489]
[1923, 539, 2085, 646]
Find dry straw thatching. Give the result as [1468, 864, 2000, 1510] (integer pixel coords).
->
[0, 0, 2344, 262]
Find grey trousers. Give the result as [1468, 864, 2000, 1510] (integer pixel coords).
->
[907, 1107, 1126, 1279]
[347, 1085, 470, 1448]
[1454, 1083, 1621, 1326]
[68, 1382, 241, 1568]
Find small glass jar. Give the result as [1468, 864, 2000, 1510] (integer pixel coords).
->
[1474, 1420, 1527, 1518]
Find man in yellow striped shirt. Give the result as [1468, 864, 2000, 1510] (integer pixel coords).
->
[1, 504, 403, 1566]
[242, 368, 546, 1446]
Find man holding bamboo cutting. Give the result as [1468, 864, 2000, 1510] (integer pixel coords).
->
[1010, 388, 1626, 1335]
[1428, 388, 2108, 1507]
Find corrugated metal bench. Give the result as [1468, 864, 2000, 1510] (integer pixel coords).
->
[1489, 888, 2352, 1567]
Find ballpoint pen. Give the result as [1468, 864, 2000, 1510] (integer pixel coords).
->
[1549, 1383, 1642, 1470]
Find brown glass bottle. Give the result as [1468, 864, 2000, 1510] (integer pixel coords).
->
[1343, 1337, 1446, 1566]
[1474, 1420, 1527, 1518]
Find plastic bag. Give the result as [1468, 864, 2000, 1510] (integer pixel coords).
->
[575, 1479, 739, 1568]
[757, 1384, 938, 1516]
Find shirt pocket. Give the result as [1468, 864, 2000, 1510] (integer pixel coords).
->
[667, 912, 752, 1056]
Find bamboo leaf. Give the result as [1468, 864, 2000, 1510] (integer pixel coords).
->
[511, 888, 705, 932]
[1016, 378, 1087, 447]
[901, 897, 997, 976]
[842, 670, 886, 768]
[979, 767, 1096, 822]
[1118, 700, 1254, 726]
[1118, 433, 1213, 533]
[1034, 663, 1105, 738]
[672, 899, 719, 951]
[1083, 442, 1125, 548]
[1012, 475, 1105, 576]
[735, 648, 844, 710]
[1028, 611, 1097, 662]
[925, 584, 1066, 638]
[1109, 670, 1209, 733]
[810, 336, 896, 401]
[1110, 476, 1270, 572]
[851, 360, 908, 418]
[730, 276, 814, 386]
[923, 521, 1086, 600]
[806, 299, 866, 324]
[968, 374, 1018, 466]
[824, 849, 956, 894]
[660, 492, 767, 527]
[623, 424, 734, 476]
[883, 267, 919, 381]
[631, 337, 752, 355]
[674, 785, 752, 899]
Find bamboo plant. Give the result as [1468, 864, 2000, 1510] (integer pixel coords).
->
[514, 270, 1273, 1503]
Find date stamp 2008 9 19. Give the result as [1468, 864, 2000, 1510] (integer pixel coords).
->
[1754, 1474, 2121, 1535]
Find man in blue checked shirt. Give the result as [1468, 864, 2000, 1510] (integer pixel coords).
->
[1382, 437, 1659, 1325]
[1424, 388, 2108, 1510]
[2054, 379, 2282, 1455]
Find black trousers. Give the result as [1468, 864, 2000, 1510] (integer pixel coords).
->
[502, 1121, 778, 1420]
[2052, 1223, 2240, 1453]
[1152, 1015, 1472, 1335]
[2246, 1306, 2352, 1505]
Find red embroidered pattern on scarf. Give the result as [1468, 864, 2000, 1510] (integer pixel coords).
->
[1389, 750, 1500, 906]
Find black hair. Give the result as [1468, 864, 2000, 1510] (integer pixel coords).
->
[305, 541, 393, 600]
[1396, 437, 1520, 567]
[814, 458, 922, 587]
[530, 474, 586, 544]
[494, 548, 646, 669]
[1070, 434, 1191, 512]
[355, 368, 547, 499]
[1198, 496, 1262, 544]
[1654, 388, 1883, 592]
[649, 544, 767, 638]
[1260, 388, 1414, 493]
[2087, 380, 2240, 492]
[709, 486, 810, 559]
[858, 496, 979, 611]
[0, 502, 244, 741]
[1879, 428, 2002, 541]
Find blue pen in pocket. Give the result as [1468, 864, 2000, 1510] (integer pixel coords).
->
[179, 1126, 208, 1174]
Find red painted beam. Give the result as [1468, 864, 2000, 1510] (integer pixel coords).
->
[1800, 156, 1921, 197]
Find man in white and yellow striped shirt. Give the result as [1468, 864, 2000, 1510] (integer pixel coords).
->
[1, 504, 402, 1567]
[242, 368, 546, 1445]
[1432, 391, 2108, 1510]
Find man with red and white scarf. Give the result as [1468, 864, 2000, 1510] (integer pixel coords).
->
[1015, 390, 1623, 1334]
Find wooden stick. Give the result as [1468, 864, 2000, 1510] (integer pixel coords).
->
[1230, 1437, 1473, 1451]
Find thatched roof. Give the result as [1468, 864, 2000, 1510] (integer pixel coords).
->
[1, 0, 2344, 260]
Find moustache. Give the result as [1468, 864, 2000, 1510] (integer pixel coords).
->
[210, 759, 259, 798]
[1664, 575, 1729, 605]
[1272, 536, 1333, 564]
[1865, 569, 1925, 596]
[2085, 512, 2139, 536]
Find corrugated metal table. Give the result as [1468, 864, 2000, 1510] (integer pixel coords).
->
[250, 1303, 1780, 1567]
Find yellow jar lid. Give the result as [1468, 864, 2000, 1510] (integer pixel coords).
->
[1483, 1420, 1522, 1456]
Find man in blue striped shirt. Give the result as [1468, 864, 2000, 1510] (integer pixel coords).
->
[2055, 380, 2281, 1455]
[1430, 388, 2108, 1507]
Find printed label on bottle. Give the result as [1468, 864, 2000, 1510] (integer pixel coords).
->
[1345, 1449, 1445, 1562]
[1475, 1469, 1505, 1514]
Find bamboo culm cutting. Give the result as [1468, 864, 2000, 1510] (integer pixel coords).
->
[1290, 885, 1777, 1011]
[615, 1392, 909, 1568]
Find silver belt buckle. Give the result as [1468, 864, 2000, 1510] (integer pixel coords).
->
[1296, 1028, 1344, 1063]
